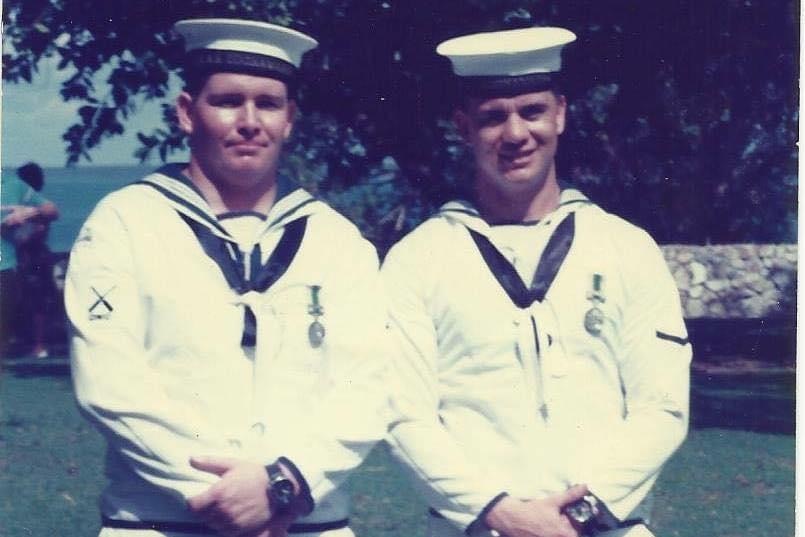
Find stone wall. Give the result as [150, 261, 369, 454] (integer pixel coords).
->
[661, 244, 797, 319]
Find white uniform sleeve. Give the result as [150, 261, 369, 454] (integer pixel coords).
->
[66, 200, 224, 501]
[382, 238, 508, 531]
[570, 233, 691, 519]
[265, 236, 390, 503]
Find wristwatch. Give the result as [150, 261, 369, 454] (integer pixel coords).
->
[266, 462, 297, 514]
[563, 493, 621, 536]
[564, 494, 599, 526]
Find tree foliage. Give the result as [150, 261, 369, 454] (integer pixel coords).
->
[3, 0, 798, 248]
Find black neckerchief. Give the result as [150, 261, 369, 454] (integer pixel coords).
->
[180, 214, 308, 347]
[138, 165, 312, 347]
[467, 213, 575, 308]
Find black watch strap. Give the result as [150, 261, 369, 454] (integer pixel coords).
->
[465, 491, 509, 535]
[266, 462, 297, 515]
[266, 462, 287, 484]
[271, 457, 315, 517]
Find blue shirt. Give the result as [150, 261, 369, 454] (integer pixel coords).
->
[1, 175, 47, 270]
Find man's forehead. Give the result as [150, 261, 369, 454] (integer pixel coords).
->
[470, 90, 559, 111]
[202, 71, 289, 93]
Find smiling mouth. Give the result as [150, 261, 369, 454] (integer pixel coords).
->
[500, 150, 535, 168]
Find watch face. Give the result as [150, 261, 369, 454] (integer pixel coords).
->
[565, 498, 595, 524]
[271, 479, 296, 509]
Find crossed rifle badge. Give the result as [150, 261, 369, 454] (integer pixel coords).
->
[88, 286, 116, 320]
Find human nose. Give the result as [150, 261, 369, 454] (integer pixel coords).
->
[237, 102, 261, 137]
[501, 114, 528, 144]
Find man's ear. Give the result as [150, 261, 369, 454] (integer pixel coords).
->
[283, 100, 297, 140]
[452, 108, 472, 142]
[176, 92, 195, 135]
[555, 94, 567, 136]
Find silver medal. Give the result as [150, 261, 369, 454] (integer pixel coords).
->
[307, 284, 325, 348]
[308, 320, 325, 348]
[584, 306, 604, 336]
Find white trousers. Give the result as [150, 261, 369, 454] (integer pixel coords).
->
[98, 527, 356, 537]
[427, 513, 655, 537]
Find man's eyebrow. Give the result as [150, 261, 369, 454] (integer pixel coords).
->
[475, 103, 508, 114]
[520, 102, 548, 111]
[473, 109, 508, 123]
[206, 91, 243, 98]
[257, 93, 287, 100]
[206, 91, 286, 101]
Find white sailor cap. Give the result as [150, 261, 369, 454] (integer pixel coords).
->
[437, 27, 576, 96]
[174, 18, 318, 83]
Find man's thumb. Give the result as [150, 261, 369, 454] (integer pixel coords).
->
[556, 483, 590, 507]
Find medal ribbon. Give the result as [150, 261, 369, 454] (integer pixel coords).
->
[179, 213, 308, 346]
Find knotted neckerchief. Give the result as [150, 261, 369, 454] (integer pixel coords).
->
[466, 212, 576, 421]
[467, 212, 576, 308]
[179, 213, 308, 347]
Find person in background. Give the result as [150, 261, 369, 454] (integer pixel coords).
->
[66, 18, 388, 537]
[383, 27, 691, 537]
[1, 162, 60, 358]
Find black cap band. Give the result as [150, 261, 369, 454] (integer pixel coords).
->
[458, 72, 557, 98]
[185, 49, 297, 82]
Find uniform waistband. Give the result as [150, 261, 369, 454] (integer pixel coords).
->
[102, 515, 350, 534]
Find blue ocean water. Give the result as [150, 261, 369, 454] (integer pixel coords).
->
[2, 164, 158, 253]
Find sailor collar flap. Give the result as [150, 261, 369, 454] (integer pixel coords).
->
[435, 188, 592, 236]
[136, 165, 321, 347]
[137, 164, 322, 242]
[437, 189, 593, 308]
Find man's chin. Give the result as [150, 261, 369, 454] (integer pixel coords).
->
[497, 169, 544, 190]
[225, 157, 276, 175]
[218, 160, 277, 185]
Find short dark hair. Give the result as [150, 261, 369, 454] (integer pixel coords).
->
[17, 162, 44, 191]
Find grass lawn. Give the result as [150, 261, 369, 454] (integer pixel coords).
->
[0, 359, 795, 537]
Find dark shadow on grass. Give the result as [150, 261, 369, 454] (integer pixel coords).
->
[688, 317, 796, 366]
[687, 317, 796, 435]
[3, 357, 71, 377]
[690, 370, 795, 435]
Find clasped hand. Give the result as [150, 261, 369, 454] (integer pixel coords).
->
[187, 456, 293, 537]
[2, 205, 39, 226]
[485, 484, 590, 537]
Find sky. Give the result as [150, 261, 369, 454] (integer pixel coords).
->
[1, 55, 186, 168]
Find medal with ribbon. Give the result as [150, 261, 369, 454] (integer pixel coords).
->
[307, 284, 325, 348]
[584, 273, 605, 336]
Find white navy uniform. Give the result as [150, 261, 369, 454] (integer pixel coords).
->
[383, 189, 691, 537]
[66, 164, 388, 536]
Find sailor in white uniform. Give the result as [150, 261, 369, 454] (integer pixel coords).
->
[66, 18, 388, 537]
[383, 27, 691, 537]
